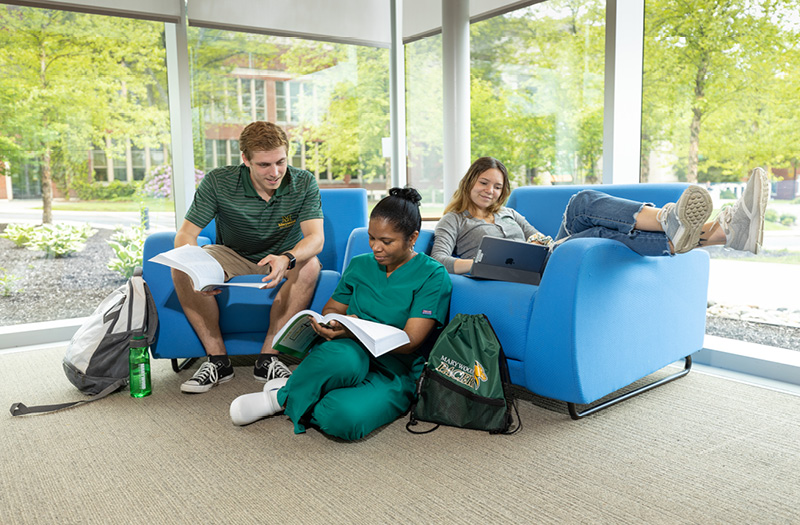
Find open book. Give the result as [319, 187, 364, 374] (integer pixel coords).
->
[272, 309, 410, 359]
[149, 244, 268, 292]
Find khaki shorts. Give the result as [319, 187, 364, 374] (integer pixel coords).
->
[202, 244, 271, 281]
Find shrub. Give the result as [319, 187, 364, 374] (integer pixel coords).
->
[0, 223, 36, 248]
[72, 179, 139, 200]
[0, 267, 23, 296]
[25, 223, 97, 258]
[143, 164, 205, 199]
[764, 208, 779, 223]
[719, 188, 736, 200]
[107, 224, 146, 279]
[780, 213, 796, 227]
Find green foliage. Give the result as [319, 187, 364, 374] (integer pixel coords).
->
[190, 29, 391, 184]
[720, 189, 737, 200]
[0, 267, 23, 296]
[71, 179, 139, 200]
[468, 2, 606, 185]
[780, 213, 796, 226]
[0, 223, 36, 248]
[25, 223, 97, 258]
[0, 6, 170, 221]
[107, 224, 146, 279]
[764, 208, 779, 223]
[642, 0, 800, 182]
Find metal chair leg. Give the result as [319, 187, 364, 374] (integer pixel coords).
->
[567, 356, 692, 420]
[171, 357, 197, 373]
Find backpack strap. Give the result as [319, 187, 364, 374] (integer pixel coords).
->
[481, 315, 522, 435]
[9, 378, 127, 417]
[141, 280, 158, 345]
[406, 369, 440, 434]
[130, 267, 159, 344]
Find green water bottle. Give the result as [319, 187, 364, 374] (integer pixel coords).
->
[129, 335, 152, 398]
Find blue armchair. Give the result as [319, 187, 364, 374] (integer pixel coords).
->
[142, 188, 368, 370]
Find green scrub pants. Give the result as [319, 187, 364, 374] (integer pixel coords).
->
[276, 338, 424, 441]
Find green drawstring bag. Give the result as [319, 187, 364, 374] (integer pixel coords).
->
[407, 313, 520, 435]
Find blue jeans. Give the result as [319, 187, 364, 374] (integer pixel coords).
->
[555, 190, 671, 256]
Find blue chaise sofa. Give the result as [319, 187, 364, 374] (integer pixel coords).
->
[336, 184, 708, 419]
[448, 183, 710, 418]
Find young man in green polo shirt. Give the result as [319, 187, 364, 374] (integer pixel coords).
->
[173, 121, 325, 393]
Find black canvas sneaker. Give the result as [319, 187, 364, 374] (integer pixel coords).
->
[253, 355, 292, 382]
[181, 359, 234, 393]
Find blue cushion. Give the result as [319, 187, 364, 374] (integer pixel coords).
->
[320, 188, 368, 273]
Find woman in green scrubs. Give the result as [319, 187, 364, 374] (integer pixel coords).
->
[230, 187, 452, 441]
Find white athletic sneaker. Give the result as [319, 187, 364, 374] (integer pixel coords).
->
[657, 185, 713, 254]
[715, 167, 770, 254]
[229, 377, 288, 426]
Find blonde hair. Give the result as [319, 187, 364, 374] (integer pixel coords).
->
[239, 121, 289, 161]
[444, 157, 511, 215]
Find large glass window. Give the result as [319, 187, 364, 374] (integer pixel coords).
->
[642, 0, 800, 349]
[189, 30, 390, 195]
[470, 1, 606, 188]
[406, 34, 444, 213]
[642, 0, 800, 187]
[275, 80, 288, 123]
[0, 5, 171, 329]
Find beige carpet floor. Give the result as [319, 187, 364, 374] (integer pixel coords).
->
[2, 345, 799, 525]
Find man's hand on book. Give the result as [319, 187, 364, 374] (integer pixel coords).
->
[257, 254, 286, 289]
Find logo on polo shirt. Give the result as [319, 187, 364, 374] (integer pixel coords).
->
[278, 214, 296, 228]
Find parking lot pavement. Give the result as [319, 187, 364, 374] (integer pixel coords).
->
[0, 199, 176, 231]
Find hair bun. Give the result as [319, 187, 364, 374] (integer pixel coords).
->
[388, 187, 422, 207]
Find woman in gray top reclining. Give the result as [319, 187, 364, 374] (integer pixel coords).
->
[431, 156, 769, 275]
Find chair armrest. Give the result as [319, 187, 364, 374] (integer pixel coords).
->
[527, 238, 709, 404]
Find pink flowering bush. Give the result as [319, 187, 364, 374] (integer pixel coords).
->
[143, 165, 205, 199]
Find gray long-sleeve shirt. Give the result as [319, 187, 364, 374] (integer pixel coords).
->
[431, 207, 540, 273]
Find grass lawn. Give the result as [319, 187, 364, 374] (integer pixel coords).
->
[711, 250, 800, 265]
[764, 221, 792, 231]
[51, 198, 174, 212]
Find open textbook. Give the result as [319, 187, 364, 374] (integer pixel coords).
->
[272, 309, 410, 358]
[149, 244, 268, 292]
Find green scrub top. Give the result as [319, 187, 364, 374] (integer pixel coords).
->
[331, 252, 452, 330]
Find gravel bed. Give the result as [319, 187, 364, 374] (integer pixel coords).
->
[1, 224, 798, 352]
[705, 315, 800, 351]
[0, 225, 126, 326]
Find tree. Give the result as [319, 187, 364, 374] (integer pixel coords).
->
[469, 1, 605, 185]
[643, 0, 800, 182]
[0, 6, 169, 221]
[405, 35, 444, 194]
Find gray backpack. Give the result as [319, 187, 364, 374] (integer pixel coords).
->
[10, 268, 157, 416]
